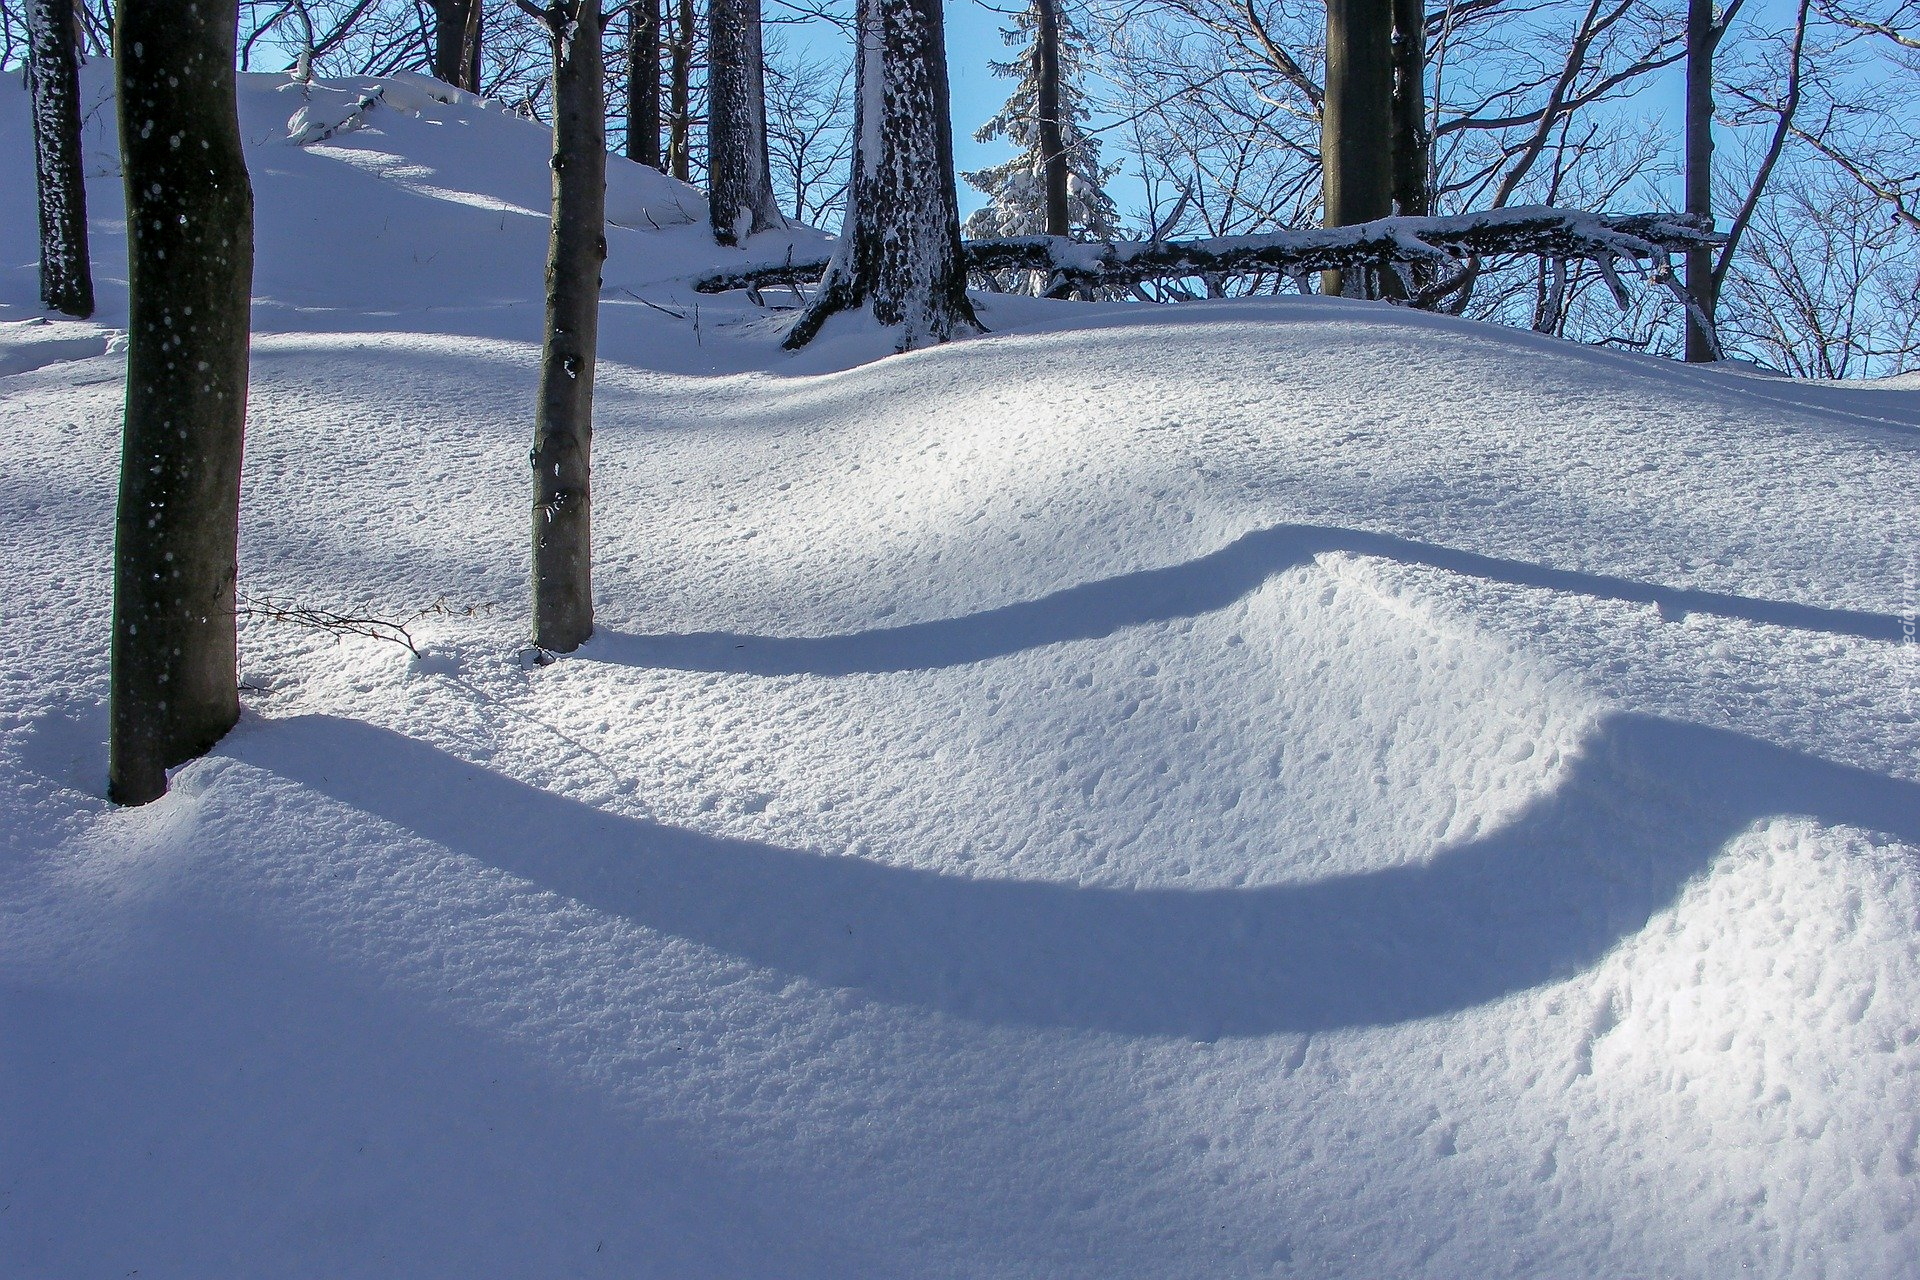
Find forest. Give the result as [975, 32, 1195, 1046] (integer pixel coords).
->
[3, 1, 1918, 1276]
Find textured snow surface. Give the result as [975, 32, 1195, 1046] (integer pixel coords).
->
[4, 66, 1920, 1280]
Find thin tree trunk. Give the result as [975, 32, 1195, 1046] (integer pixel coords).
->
[668, 0, 693, 180]
[1034, 0, 1069, 238]
[110, 0, 254, 805]
[706, 0, 784, 243]
[526, 0, 606, 652]
[1683, 0, 1717, 361]
[1320, 0, 1394, 296]
[627, 0, 662, 168]
[783, 0, 978, 349]
[26, 0, 93, 318]
[1389, 0, 1427, 218]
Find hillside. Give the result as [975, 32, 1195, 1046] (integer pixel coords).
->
[3, 65, 1919, 1279]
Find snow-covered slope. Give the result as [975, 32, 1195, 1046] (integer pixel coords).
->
[3, 65, 1919, 1280]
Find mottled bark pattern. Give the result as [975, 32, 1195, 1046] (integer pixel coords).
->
[1321, 0, 1394, 297]
[529, 1, 607, 652]
[627, 0, 662, 168]
[26, 0, 93, 318]
[110, 0, 255, 804]
[707, 0, 785, 243]
[784, 0, 978, 350]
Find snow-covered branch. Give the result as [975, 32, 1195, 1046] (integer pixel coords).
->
[692, 208, 1722, 303]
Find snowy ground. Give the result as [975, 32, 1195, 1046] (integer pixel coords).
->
[3, 64, 1919, 1279]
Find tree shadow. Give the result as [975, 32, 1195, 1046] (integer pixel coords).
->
[585, 523, 1904, 677]
[238, 712, 1920, 1039]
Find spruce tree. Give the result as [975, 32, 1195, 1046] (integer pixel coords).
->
[962, 0, 1118, 253]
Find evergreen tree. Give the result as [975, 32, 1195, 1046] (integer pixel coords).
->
[962, 0, 1118, 253]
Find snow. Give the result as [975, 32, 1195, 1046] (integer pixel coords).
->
[4, 63, 1920, 1279]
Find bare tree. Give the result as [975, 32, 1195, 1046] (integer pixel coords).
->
[668, 0, 695, 177]
[26, 0, 93, 318]
[1321, 0, 1394, 294]
[627, 0, 664, 166]
[764, 30, 853, 223]
[517, 0, 606, 651]
[707, 0, 785, 242]
[783, 0, 978, 348]
[110, 0, 255, 805]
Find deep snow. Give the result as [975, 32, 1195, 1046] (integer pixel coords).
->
[2, 62, 1919, 1279]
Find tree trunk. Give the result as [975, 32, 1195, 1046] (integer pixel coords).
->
[1683, 0, 1718, 362]
[26, 0, 93, 318]
[1320, 0, 1394, 297]
[1388, 0, 1427, 219]
[706, 0, 784, 243]
[668, 0, 694, 180]
[1034, 0, 1069, 238]
[430, 0, 480, 91]
[110, 0, 254, 805]
[784, 0, 978, 349]
[627, 0, 662, 168]
[529, 0, 607, 653]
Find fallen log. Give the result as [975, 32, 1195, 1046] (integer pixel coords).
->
[691, 208, 1721, 312]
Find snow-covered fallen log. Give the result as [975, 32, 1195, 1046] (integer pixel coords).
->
[691, 208, 1721, 308]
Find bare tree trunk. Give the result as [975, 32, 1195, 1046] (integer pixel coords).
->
[783, 0, 978, 350]
[706, 0, 784, 243]
[1389, 0, 1427, 218]
[524, 0, 606, 652]
[430, 0, 480, 91]
[26, 0, 93, 318]
[1683, 0, 1718, 361]
[1034, 0, 1069, 238]
[627, 0, 662, 168]
[668, 0, 693, 180]
[110, 0, 254, 805]
[1321, 0, 1394, 296]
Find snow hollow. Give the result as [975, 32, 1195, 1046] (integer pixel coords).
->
[3, 62, 1920, 1280]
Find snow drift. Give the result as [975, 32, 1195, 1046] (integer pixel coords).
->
[2, 63, 1919, 1279]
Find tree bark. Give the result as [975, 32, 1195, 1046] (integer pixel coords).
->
[706, 0, 784, 243]
[1683, 0, 1718, 361]
[527, 0, 607, 652]
[668, 0, 694, 180]
[627, 0, 662, 168]
[110, 0, 254, 805]
[1034, 0, 1069, 238]
[1388, 0, 1427, 219]
[1320, 0, 1394, 296]
[430, 0, 481, 91]
[26, 0, 93, 318]
[783, 0, 978, 349]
